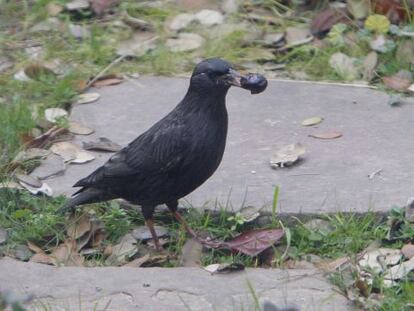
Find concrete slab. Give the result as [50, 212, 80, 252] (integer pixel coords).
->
[34, 77, 414, 213]
[0, 257, 352, 310]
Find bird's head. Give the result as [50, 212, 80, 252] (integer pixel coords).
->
[190, 58, 267, 95]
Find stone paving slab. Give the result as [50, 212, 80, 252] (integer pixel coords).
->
[0, 257, 352, 311]
[34, 77, 414, 214]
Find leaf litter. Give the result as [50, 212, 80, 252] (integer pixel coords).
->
[83, 137, 122, 152]
[74, 93, 100, 105]
[50, 141, 95, 164]
[270, 143, 305, 168]
[309, 131, 343, 140]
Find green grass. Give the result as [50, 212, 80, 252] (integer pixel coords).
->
[1, 2, 414, 309]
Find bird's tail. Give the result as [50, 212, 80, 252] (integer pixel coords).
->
[58, 188, 109, 215]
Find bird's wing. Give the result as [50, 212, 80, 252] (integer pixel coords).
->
[74, 119, 191, 189]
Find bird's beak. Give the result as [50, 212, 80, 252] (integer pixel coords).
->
[220, 69, 268, 94]
[220, 68, 244, 87]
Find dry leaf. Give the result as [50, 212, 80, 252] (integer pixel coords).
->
[401, 244, 414, 259]
[365, 14, 391, 34]
[285, 27, 312, 46]
[25, 126, 68, 149]
[384, 257, 414, 280]
[355, 279, 370, 297]
[90, 0, 117, 16]
[45, 108, 68, 123]
[24, 64, 56, 80]
[65, 0, 89, 11]
[83, 137, 122, 152]
[169, 13, 196, 31]
[13, 148, 50, 163]
[92, 76, 123, 87]
[124, 254, 151, 267]
[166, 33, 205, 52]
[27, 241, 44, 254]
[46, 3, 63, 16]
[309, 131, 342, 139]
[106, 233, 138, 265]
[67, 213, 92, 240]
[383, 72, 412, 91]
[301, 116, 323, 126]
[270, 143, 305, 168]
[50, 239, 84, 266]
[15, 173, 42, 188]
[30, 253, 54, 265]
[362, 52, 378, 81]
[204, 262, 245, 274]
[310, 8, 348, 38]
[317, 257, 350, 272]
[359, 248, 402, 274]
[117, 33, 158, 57]
[221, 229, 284, 257]
[19, 181, 53, 196]
[75, 93, 100, 105]
[329, 53, 359, 81]
[347, 0, 370, 19]
[373, 0, 407, 24]
[68, 121, 94, 135]
[51, 142, 95, 164]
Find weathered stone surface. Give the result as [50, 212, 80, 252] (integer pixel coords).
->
[39, 77, 414, 214]
[0, 257, 352, 310]
[30, 154, 66, 180]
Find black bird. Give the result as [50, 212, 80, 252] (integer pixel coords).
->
[60, 58, 267, 249]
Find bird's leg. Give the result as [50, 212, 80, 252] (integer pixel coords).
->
[171, 211, 197, 239]
[142, 205, 162, 251]
[166, 201, 197, 238]
[167, 201, 219, 248]
[145, 218, 162, 250]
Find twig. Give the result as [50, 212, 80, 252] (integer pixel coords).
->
[368, 168, 383, 179]
[82, 55, 126, 92]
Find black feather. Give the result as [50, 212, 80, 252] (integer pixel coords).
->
[61, 58, 259, 218]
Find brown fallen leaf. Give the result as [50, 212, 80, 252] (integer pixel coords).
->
[83, 137, 122, 152]
[309, 131, 342, 139]
[92, 75, 123, 87]
[24, 64, 56, 80]
[30, 253, 55, 265]
[317, 256, 350, 272]
[67, 213, 92, 240]
[51, 141, 95, 163]
[310, 8, 349, 38]
[355, 279, 370, 297]
[383, 73, 412, 92]
[373, 0, 408, 24]
[221, 229, 284, 257]
[27, 241, 44, 254]
[50, 239, 84, 266]
[28, 241, 55, 265]
[103, 244, 113, 257]
[25, 126, 68, 149]
[124, 254, 151, 267]
[68, 121, 94, 135]
[401, 244, 414, 259]
[89, 0, 118, 16]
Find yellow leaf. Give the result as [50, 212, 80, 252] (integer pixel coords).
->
[365, 15, 390, 34]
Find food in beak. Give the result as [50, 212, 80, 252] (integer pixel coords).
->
[240, 73, 268, 94]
